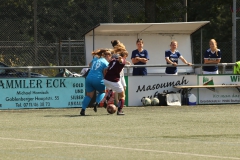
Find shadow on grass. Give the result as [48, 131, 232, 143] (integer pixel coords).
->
[44, 114, 91, 117]
[44, 114, 111, 117]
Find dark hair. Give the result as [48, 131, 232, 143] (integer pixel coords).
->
[136, 38, 143, 43]
[111, 40, 120, 47]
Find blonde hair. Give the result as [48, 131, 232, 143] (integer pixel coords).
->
[209, 39, 218, 56]
[119, 50, 128, 58]
[170, 40, 178, 45]
[111, 40, 128, 58]
[91, 48, 111, 58]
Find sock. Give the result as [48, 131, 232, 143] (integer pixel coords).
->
[106, 90, 113, 101]
[82, 96, 91, 110]
[96, 92, 105, 104]
[118, 99, 125, 111]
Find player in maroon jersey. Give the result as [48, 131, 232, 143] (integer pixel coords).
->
[104, 42, 128, 115]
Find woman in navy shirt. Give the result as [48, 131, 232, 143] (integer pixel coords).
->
[131, 39, 149, 75]
[203, 39, 221, 74]
[165, 40, 191, 75]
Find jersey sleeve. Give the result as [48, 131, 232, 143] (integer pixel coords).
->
[131, 50, 136, 59]
[165, 51, 170, 58]
[203, 51, 209, 59]
[177, 52, 182, 58]
[217, 50, 222, 59]
[144, 50, 150, 60]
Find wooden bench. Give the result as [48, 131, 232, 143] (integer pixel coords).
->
[174, 85, 240, 105]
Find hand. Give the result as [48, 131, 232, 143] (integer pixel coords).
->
[172, 62, 177, 66]
[186, 62, 192, 66]
[126, 61, 131, 65]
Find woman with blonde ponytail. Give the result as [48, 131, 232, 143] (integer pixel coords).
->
[203, 39, 222, 74]
[103, 40, 129, 115]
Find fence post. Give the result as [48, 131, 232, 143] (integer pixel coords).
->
[68, 38, 71, 65]
[222, 63, 226, 74]
[232, 0, 237, 63]
[34, 0, 38, 65]
[56, 38, 59, 65]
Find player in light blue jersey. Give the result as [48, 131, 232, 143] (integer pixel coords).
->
[80, 49, 112, 116]
[165, 40, 191, 75]
[203, 39, 221, 74]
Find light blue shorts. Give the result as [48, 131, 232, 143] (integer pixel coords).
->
[85, 77, 105, 93]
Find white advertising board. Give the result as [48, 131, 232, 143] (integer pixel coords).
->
[128, 75, 197, 106]
[198, 75, 240, 104]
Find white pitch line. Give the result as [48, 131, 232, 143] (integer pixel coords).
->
[0, 137, 240, 160]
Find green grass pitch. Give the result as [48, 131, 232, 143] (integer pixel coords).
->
[0, 104, 240, 160]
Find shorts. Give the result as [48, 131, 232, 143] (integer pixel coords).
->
[104, 79, 124, 93]
[132, 67, 147, 76]
[165, 72, 178, 75]
[85, 77, 105, 93]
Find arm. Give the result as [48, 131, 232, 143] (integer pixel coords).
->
[204, 58, 221, 64]
[132, 57, 148, 64]
[126, 61, 131, 65]
[118, 56, 124, 64]
[131, 50, 148, 64]
[138, 50, 149, 64]
[203, 50, 221, 64]
[131, 57, 138, 64]
[103, 68, 108, 77]
[165, 57, 177, 66]
[180, 56, 192, 66]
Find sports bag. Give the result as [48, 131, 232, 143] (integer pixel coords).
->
[158, 93, 167, 106]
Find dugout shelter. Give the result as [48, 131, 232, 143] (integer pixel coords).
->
[83, 21, 210, 74]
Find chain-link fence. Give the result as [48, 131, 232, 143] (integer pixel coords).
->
[237, 0, 240, 63]
[0, 0, 238, 76]
[0, 0, 149, 69]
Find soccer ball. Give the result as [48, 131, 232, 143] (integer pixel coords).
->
[151, 97, 160, 106]
[142, 97, 151, 106]
[107, 104, 117, 114]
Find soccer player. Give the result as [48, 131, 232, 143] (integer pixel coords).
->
[165, 40, 192, 75]
[203, 39, 221, 74]
[80, 49, 112, 116]
[104, 42, 128, 115]
[111, 40, 131, 107]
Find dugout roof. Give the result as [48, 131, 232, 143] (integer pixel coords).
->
[83, 21, 210, 36]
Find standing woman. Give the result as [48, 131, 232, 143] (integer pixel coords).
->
[203, 39, 221, 74]
[104, 43, 128, 115]
[131, 39, 149, 75]
[80, 49, 112, 116]
[165, 40, 191, 75]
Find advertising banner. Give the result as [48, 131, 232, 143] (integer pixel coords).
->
[128, 75, 197, 106]
[0, 77, 85, 109]
[198, 75, 240, 104]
